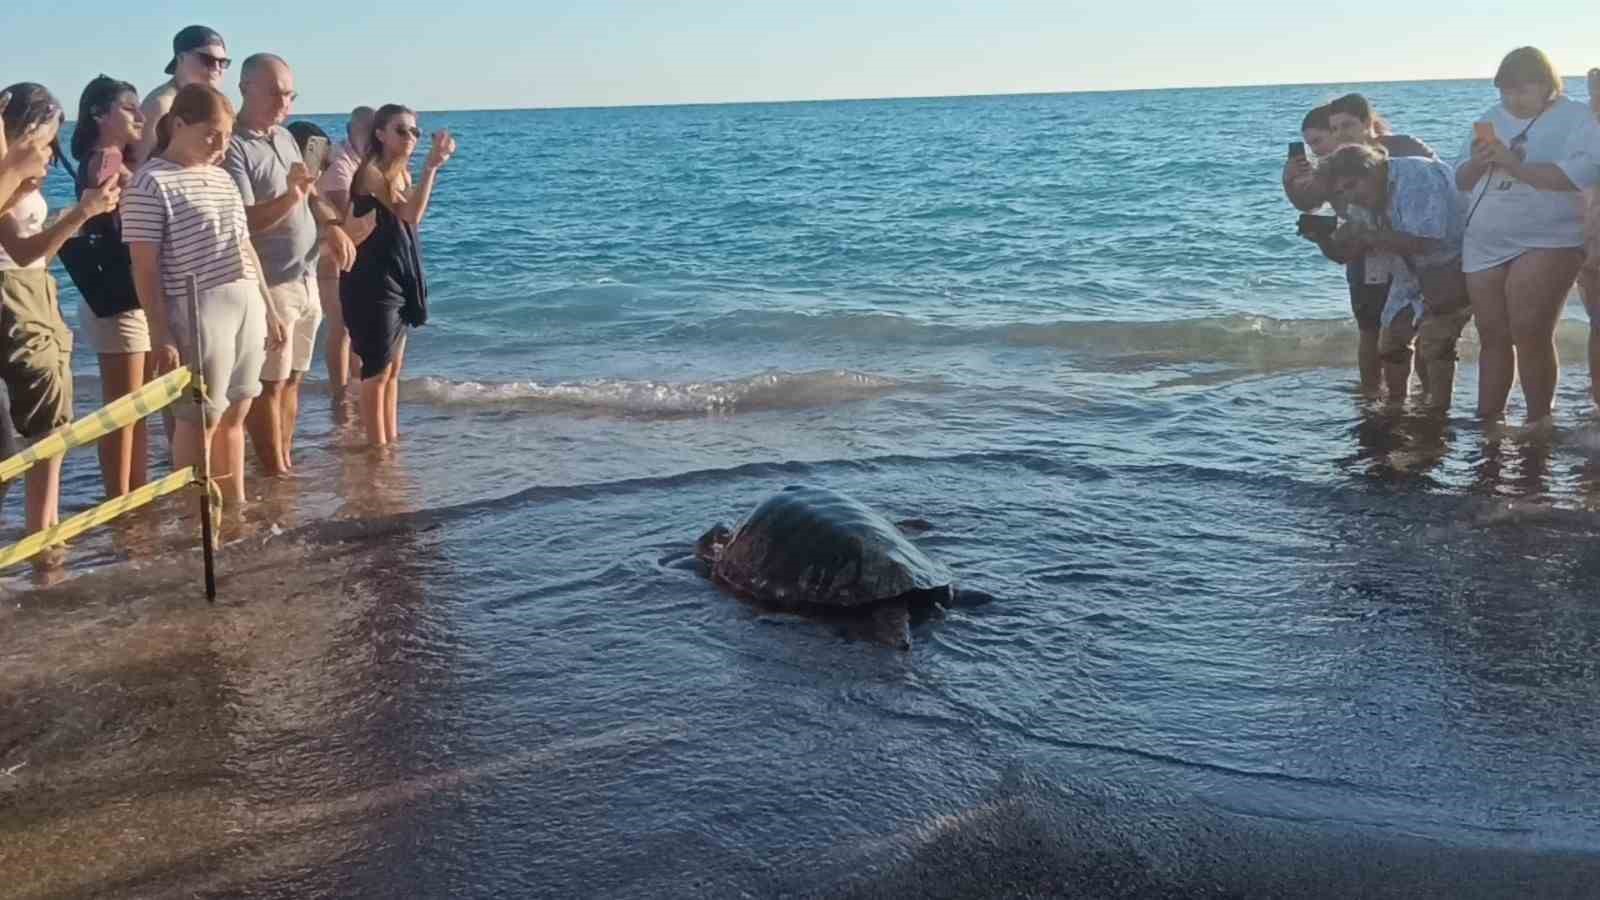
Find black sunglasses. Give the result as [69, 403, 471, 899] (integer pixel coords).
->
[392, 124, 421, 138]
[191, 50, 232, 71]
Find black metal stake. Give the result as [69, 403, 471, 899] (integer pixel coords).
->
[188, 275, 217, 602]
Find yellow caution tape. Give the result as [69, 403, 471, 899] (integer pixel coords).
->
[0, 367, 194, 484]
[0, 466, 198, 569]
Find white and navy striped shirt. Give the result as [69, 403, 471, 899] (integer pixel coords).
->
[122, 158, 258, 300]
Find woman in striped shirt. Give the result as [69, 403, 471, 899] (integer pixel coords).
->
[123, 84, 284, 505]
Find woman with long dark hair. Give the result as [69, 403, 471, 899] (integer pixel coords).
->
[0, 84, 119, 536]
[62, 75, 152, 499]
[122, 84, 284, 505]
[340, 104, 454, 446]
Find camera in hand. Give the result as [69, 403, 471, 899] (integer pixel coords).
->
[1296, 213, 1339, 241]
[1288, 141, 1306, 160]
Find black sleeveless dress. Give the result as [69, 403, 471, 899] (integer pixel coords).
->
[340, 190, 427, 380]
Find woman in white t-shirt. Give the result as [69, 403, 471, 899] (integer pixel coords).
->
[1456, 48, 1597, 426]
[123, 84, 284, 505]
[0, 84, 118, 538]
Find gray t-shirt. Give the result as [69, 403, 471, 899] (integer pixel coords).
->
[224, 125, 320, 285]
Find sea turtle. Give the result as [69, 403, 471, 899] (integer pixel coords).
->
[694, 485, 993, 650]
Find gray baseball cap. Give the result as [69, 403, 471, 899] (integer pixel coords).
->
[164, 25, 226, 75]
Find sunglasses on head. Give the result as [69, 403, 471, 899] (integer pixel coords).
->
[191, 50, 232, 71]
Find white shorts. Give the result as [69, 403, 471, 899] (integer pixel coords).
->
[170, 279, 266, 424]
[78, 300, 151, 355]
[262, 273, 324, 382]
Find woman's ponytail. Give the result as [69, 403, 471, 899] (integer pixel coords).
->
[153, 112, 175, 155]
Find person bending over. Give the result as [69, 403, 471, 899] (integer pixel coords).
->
[1327, 144, 1471, 411]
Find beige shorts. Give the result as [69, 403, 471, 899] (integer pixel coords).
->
[1417, 307, 1472, 362]
[262, 273, 324, 382]
[78, 300, 151, 355]
[1382, 306, 1472, 363]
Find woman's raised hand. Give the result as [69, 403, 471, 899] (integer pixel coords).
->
[426, 129, 456, 171]
[79, 181, 122, 218]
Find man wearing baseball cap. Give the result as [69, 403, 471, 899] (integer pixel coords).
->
[135, 25, 230, 162]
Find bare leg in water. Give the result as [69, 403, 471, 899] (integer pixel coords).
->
[385, 335, 406, 444]
[1581, 266, 1600, 411]
[319, 272, 355, 407]
[23, 456, 62, 534]
[245, 380, 289, 475]
[1379, 312, 1418, 404]
[1469, 265, 1514, 421]
[1357, 328, 1381, 397]
[174, 399, 254, 505]
[1506, 248, 1584, 425]
[281, 370, 305, 468]
[96, 351, 150, 498]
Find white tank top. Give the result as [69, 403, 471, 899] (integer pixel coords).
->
[0, 190, 49, 271]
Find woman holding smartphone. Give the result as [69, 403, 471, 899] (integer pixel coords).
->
[64, 75, 151, 499]
[1456, 48, 1596, 426]
[342, 104, 454, 447]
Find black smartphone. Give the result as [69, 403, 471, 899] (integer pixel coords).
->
[1288, 140, 1306, 160]
[1296, 213, 1338, 241]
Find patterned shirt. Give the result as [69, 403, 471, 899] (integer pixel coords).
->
[1353, 156, 1465, 325]
[122, 158, 259, 301]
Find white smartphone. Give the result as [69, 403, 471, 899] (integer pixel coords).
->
[302, 135, 330, 179]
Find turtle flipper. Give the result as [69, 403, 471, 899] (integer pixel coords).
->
[895, 518, 934, 536]
[949, 588, 996, 608]
[871, 601, 913, 651]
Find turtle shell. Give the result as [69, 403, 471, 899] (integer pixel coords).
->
[711, 485, 953, 609]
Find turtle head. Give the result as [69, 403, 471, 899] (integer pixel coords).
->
[695, 524, 732, 564]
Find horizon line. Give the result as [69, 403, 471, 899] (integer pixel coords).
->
[284, 74, 1526, 118]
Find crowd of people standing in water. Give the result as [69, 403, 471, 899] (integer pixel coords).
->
[0, 24, 455, 540]
[1285, 46, 1600, 425]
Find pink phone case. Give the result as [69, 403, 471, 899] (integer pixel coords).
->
[94, 149, 123, 186]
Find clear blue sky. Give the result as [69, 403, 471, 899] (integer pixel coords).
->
[7, 2, 1595, 114]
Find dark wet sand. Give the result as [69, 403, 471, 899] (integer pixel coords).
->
[0, 515, 436, 900]
[4, 517, 1600, 899]
[787, 772, 1600, 899]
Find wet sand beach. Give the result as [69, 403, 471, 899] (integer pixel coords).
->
[3, 490, 1600, 898]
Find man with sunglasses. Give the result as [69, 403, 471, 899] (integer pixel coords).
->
[134, 25, 230, 163]
[225, 54, 357, 476]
